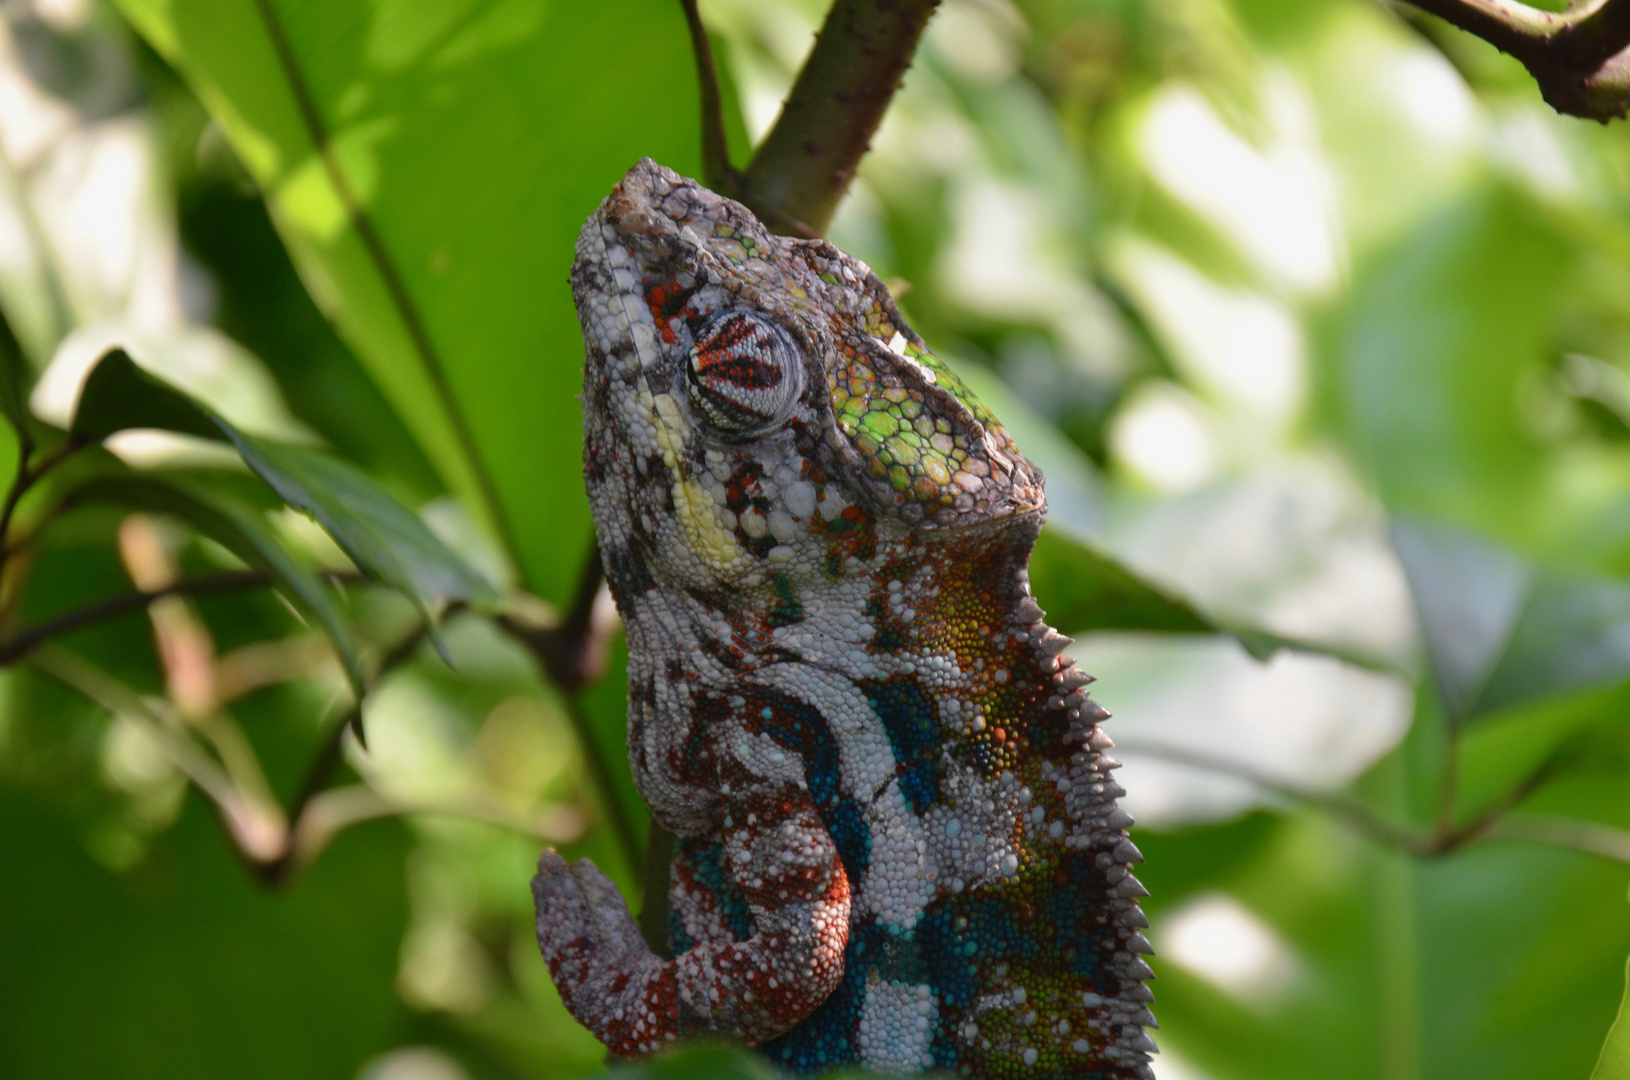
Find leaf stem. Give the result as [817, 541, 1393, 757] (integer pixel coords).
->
[257, 609, 456, 887]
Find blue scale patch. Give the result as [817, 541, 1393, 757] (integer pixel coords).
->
[917, 847, 1118, 1072]
[675, 839, 756, 945]
[766, 920, 924, 1074]
[860, 676, 942, 812]
[750, 690, 870, 884]
[762, 927, 868, 1072]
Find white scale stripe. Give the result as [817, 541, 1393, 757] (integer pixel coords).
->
[857, 972, 938, 1074]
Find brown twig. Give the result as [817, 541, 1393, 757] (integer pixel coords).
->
[1114, 739, 1425, 851]
[0, 568, 370, 666]
[1487, 813, 1630, 866]
[0, 570, 269, 664]
[1398, 0, 1630, 120]
[679, 0, 741, 197]
[500, 546, 614, 695]
[682, 0, 943, 236]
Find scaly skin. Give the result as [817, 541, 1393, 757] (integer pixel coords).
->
[533, 159, 1156, 1078]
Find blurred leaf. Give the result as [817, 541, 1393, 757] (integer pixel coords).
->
[69, 348, 496, 633]
[1393, 516, 1529, 724]
[113, 0, 706, 604]
[69, 471, 366, 697]
[1323, 185, 1572, 548]
[1456, 681, 1630, 823]
[1395, 516, 1630, 724]
[1135, 805, 1630, 1080]
[68, 348, 223, 443]
[0, 788, 413, 1080]
[602, 1043, 781, 1079]
[221, 434, 500, 616]
[0, 304, 32, 445]
[1593, 954, 1630, 1080]
[1031, 524, 1213, 635]
[1033, 525, 1383, 667]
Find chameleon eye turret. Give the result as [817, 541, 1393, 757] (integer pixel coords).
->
[684, 310, 803, 436]
[536, 159, 1156, 1080]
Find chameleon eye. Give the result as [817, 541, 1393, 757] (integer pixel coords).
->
[684, 311, 801, 436]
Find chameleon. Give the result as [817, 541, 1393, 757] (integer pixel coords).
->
[533, 159, 1156, 1079]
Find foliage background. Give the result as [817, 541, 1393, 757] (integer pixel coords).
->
[0, 0, 1627, 1078]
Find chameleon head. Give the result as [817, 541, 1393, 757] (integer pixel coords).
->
[573, 158, 1044, 607]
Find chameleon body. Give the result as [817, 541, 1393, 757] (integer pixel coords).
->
[533, 159, 1156, 1079]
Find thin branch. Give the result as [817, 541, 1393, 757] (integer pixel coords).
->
[285, 786, 585, 878]
[0, 570, 270, 664]
[735, 0, 943, 236]
[1115, 738, 1572, 860]
[0, 438, 85, 594]
[1415, 750, 1565, 855]
[1399, 0, 1630, 119]
[286, 609, 447, 824]
[499, 545, 614, 694]
[28, 644, 289, 861]
[1486, 814, 1630, 866]
[1113, 738, 1424, 851]
[253, 607, 459, 884]
[495, 543, 641, 871]
[679, 0, 739, 195]
[0, 444, 29, 567]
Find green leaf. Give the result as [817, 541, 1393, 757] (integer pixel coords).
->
[1030, 525, 1214, 636]
[69, 471, 366, 697]
[221, 433, 498, 614]
[1593, 953, 1630, 1080]
[1031, 525, 1383, 667]
[69, 348, 224, 444]
[69, 347, 497, 630]
[0, 302, 33, 446]
[1322, 184, 1572, 550]
[1135, 804, 1630, 1080]
[0, 789, 413, 1080]
[603, 1043, 781, 1079]
[1394, 516, 1630, 725]
[113, 0, 707, 604]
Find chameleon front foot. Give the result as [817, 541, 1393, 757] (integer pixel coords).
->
[533, 851, 677, 1057]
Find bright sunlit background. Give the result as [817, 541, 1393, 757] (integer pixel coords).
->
[0, 0, 1627, 1078]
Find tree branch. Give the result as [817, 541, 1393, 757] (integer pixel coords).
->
[1487, 813, 1630, 866]
[0, 438, 80, 583]
[1399, 0, 1630, 120]
[682, 0, 942, 236]
[1115, 738, 1585, 862]
[1114, 739, 1425, 851]
[0, 570, 269, 664]
[679, 0, 740, 196]
[0, 569, 370, 666]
